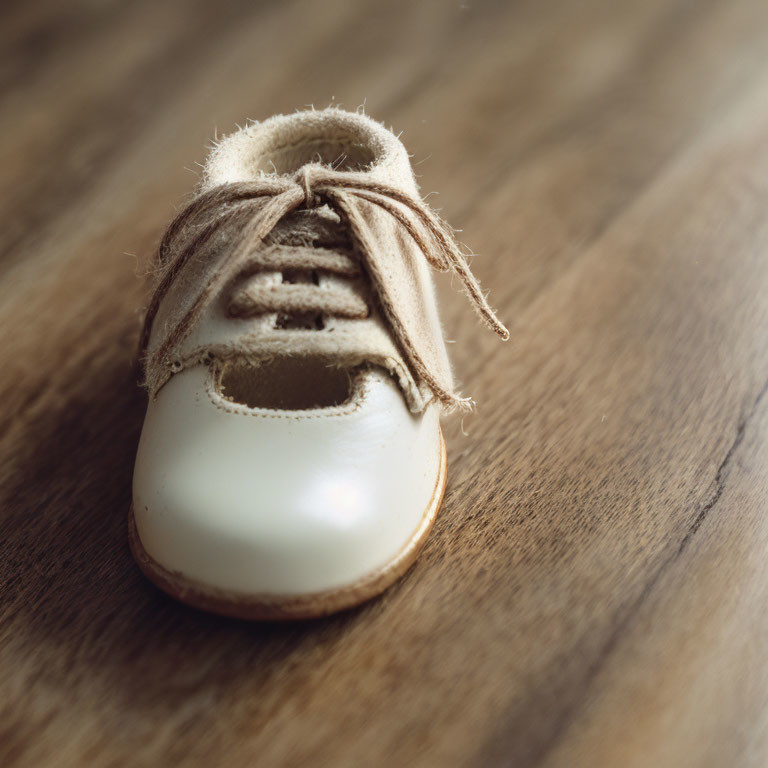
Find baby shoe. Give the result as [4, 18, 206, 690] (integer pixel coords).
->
[131, 108, 507, 619]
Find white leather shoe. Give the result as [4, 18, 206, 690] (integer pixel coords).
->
[131, 109, 507, 619]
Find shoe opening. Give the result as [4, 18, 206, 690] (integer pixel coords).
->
[253, 127, 376, 174]
[217, 357, 355, 410]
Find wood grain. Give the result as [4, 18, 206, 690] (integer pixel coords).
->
[2, 0, 768, 765]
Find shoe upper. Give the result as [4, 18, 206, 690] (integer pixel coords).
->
[133, 108, 506, 597]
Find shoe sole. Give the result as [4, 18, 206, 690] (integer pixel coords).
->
[128, 430, 447, 620]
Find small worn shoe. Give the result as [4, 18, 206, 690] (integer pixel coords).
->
[131, 108, 507, 619]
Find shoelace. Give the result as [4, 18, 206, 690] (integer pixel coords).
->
[140, 164, 509, 404]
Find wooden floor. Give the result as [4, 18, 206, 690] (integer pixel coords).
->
[2, 0, 768, 765]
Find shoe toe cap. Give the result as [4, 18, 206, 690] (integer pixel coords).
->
[132, 367, 444, 597]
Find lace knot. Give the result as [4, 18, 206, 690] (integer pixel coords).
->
[295, 165, 321, 209]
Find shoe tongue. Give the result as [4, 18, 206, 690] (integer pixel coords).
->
[265, 206, 350, 250]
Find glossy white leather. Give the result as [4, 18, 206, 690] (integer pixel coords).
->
[132, 365, 443, 595]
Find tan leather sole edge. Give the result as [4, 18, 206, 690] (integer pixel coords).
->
[128, 430, 447, 621]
